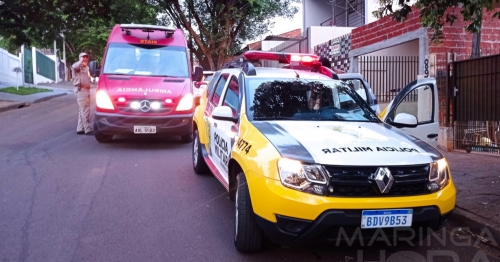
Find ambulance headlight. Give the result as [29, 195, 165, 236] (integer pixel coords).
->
[175, 93, 193, 111]
[428, 158, 450, 192]
[96, 90, 115, 110]
[277, 158, 329, 195]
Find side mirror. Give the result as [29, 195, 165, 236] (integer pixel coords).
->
[212, 106, 238, 123]
[388, 113, 418, 128]
[193, 66, 203, 82]
[89, 61, 100, 77]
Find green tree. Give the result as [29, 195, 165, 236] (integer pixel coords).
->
[373, 0, 500, 58]
[0, 0, 157, 75]
[0, 0, 114, 47]
[153, 0, 300, 70]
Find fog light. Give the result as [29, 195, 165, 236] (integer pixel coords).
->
[165, 99, 173, 104]
[99, 117, 108, 123]
[151, 102, 160, 110]
[427, 182, 440, 192]
[131, 101, 140, 109]
[117, 97, 126, 103]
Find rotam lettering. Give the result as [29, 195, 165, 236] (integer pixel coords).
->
[322, 147, 419, 154]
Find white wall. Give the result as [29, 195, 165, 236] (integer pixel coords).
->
[365, 0, 418, 24]
[365, 0, 381, 24]
[261, 41, 286, 51]
[0, 48, 22, 85]
[365, 40, 419, 56]
[309, 26, 355, 50]
[303, 0, 333, 34]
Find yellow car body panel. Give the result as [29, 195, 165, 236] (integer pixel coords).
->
[193, 87, 210, 147]
[230, 113, 282, 181]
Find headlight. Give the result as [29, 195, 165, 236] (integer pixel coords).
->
[175, 93, 194, 111]
[428, 158, 450, 192]
[277, 158, 329, 195]
[96, 90, 115, 110]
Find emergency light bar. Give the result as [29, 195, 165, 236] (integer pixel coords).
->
[120, 24, 176, 38]
[243, 51, 320, 65]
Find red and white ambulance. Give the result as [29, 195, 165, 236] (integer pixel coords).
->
[89, 24, 203, 143]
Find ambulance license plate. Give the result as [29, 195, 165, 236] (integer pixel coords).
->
[134, 126, 156, 134]
[361, 209, 413, 229]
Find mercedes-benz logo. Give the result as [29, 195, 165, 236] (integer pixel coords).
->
[372, 167, 394, 194]
[140, 100, 151, 112]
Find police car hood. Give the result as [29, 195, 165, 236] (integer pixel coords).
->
[252, 121, 442, 165]
[102, 75, 189, 99]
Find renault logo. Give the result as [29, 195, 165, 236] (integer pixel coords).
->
[140, 100, 151, 112]
[373, 167, 394, 193]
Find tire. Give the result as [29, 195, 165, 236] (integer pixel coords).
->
[234, 172, 264, 253]
[192, 129, 209, 174]
[180, 132, 193, 143]
[94, 130, 113, 143]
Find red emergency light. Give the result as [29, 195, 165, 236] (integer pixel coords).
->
[243, 51, 320, 65]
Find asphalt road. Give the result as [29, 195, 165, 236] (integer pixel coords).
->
[1, 94, 499, 262]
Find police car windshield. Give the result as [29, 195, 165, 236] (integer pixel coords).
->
[102, 43, 189, 77]
[246, 78, 379, 122]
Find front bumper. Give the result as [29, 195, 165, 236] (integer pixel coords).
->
[245, 170, 456, 245]
[94, 112, 193, 135]
[255, 208, 452, 245]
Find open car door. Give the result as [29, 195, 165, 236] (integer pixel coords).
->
[381, 78, 439, 148]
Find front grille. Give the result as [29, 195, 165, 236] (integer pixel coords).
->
[115, 99, 173, 114]
[324, 164, 430, 197]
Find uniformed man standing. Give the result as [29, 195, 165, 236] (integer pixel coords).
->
[72, 52, 94, 135]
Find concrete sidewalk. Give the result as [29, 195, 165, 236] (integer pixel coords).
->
[0, 81, 79, 113]
[443, 151, 500, 245]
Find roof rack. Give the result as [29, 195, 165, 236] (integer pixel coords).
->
[120, 24, 176, 38]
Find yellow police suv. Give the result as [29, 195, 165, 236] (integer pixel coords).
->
[191, 51, 456, 253]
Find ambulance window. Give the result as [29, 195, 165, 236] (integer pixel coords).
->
[222, 76, 240, 117]
[395, 85, 433, 123]
[211, 73, 229, 105]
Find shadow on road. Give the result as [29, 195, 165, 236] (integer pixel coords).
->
[95, 134, 192, 150]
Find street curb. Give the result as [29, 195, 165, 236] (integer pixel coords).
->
[449, 207, 500, 246]
[0, 92, 68, 113]
[31, 92, 68, 104]
[0, 102, 29, 113]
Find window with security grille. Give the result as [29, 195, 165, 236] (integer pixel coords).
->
[334, 0, 365, 27]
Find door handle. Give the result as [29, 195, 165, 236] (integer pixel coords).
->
[427, 133, 438, 139]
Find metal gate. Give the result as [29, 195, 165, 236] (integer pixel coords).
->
[23, 46, 33, 84]
[261, 37, 309, 68]
[451, 54, 500, 154]
[359, 56, 419, 103]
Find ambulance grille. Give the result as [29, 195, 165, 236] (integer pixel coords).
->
[324, 164, 430, 197]
[115, 99, 173, 114]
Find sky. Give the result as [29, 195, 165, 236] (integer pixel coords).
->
[245, 2, 303, 44]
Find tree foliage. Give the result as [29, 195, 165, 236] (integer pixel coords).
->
[373, 0, 500, 43]
[0, 0, 157, 64]
[153, 0, 300, 70]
